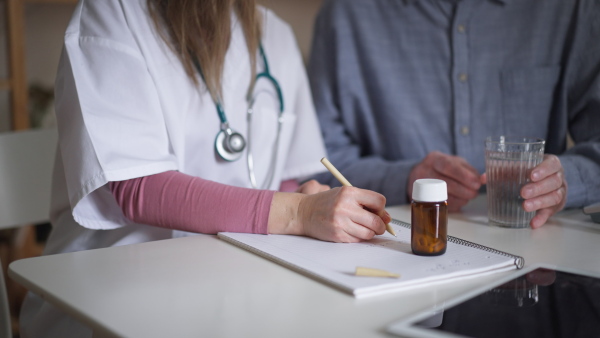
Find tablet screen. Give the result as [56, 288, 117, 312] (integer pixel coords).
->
[412, 268, 600, 337]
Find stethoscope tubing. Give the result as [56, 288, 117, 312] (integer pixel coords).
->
[246, 45, 284, 189]
[193, 43, 284, 189]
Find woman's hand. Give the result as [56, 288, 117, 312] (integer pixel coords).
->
[295, 179, 330, 195]
[268, 187, 391, 243]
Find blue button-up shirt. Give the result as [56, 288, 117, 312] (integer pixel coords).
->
[309, 0, 600, 208]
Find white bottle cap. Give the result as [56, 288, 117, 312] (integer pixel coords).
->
[412, 179, 448, 202]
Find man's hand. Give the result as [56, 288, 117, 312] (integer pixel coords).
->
[481, 154, 567, 228]
[521, 155, 567, 228]
[408, 151, 483, 211]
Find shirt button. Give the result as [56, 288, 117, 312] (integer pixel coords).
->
[458, 73, 468, 82]
[460, 126, 470, 135]
[457, 24, 466, 33]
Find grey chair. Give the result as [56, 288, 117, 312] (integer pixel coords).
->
[0, 128, 57, 338]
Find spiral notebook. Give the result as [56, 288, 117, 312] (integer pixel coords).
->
[218, 219, 524, 298]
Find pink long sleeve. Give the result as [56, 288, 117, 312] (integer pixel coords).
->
[109, 171, 274, 234]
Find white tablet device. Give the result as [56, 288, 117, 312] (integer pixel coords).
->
[387, 264, 600, 338]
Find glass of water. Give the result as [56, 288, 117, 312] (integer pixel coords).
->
[485, 136, 545, 228]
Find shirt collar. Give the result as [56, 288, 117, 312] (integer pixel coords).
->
[403, 0, 512, 5]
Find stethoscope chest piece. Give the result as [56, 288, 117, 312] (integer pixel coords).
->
[195, 43, 283, 185]
[215, 126, 246, 162]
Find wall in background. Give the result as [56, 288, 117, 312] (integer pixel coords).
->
[0, 3, 10, 130]
[0, 0, 324, 131]
[24, 0, 323, 87]
[258, 0, 323, 63]
[23, 4, 75, 88]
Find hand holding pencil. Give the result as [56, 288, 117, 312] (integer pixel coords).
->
[321, 157, 397, 237]
[278, 158, 391, 243]
[272, 158, 392, 242]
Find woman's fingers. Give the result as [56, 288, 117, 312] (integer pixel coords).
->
[296, 179, 330, 194]
[340, 187, 387, 235]
[342, 222, 377, 241]
[298, 187, 388, 242]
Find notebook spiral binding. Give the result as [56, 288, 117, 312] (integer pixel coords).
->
[390, 218, 525, 269]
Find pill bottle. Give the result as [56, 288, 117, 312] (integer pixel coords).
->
[411, 179, 448, 256]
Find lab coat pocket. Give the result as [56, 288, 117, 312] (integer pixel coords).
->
[500, 66, 561, 138]
[247, 105, 297, 190]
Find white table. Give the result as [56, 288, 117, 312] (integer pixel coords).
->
[9, 196, 600, 337]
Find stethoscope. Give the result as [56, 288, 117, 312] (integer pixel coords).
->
[193, 44, 284, 189]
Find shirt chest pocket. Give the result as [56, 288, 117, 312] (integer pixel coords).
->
[500, 66, 561, 138]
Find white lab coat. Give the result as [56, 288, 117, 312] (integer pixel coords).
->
[20, 0, 326, 336]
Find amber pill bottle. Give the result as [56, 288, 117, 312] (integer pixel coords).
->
[411, 179, 448, 256]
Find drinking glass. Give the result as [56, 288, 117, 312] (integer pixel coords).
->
[485, 136, 545, 228]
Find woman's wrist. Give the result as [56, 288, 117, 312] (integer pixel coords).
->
[267, 192, 305, 236]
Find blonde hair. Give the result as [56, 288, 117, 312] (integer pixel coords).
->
[147, 0, 262, 102]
